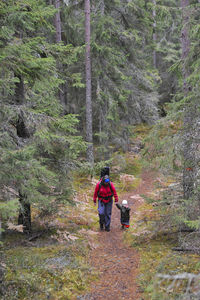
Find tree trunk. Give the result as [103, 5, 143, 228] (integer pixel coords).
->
[152, 0, 157, 68]
[18, 192, 32, 234]
[181, 0, 195, 201]
[54, 0, 67, 111]
[0, 219, 2, 240]
[99, 0, 105, 15]
[97, 1, 104, 147]
[97, 78, 102, 144]
[85, 0, 94, 164]
[14, 74, 25, 104]
[181, 0, 190, 95]
[55, 0, 62, 43]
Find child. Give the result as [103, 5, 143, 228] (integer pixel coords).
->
[116, 200, 131, 229]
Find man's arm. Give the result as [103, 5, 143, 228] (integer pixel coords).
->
[93, 182, 100, 203]
[111, 182, 118, 202]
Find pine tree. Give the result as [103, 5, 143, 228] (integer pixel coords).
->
[181, 0, 200, 226]
[58, 0, 160, 159]
[181, 0, 195, 202]
[0, 0, 86, 233]
[85, 0, 94, 164]
[55, 0, 62, 43]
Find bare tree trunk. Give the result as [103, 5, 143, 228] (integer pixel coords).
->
[152, 0, 157, 68]
[55, 0, 62, 43]
[181, 0, 195, 201]
[14, 74, 25, 104]
[100, 0, 105, 15]
[85, 0, 94, 165]
[181, 0, 190, 95]
[54, 0, 67, 111]
[0, 219, 2, 240]
[97, 78, 102, 144]
[18, 192, 32, 234]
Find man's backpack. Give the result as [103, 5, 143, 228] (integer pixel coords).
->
[100, 166, 110, 178]
[98, 174, 114, 200]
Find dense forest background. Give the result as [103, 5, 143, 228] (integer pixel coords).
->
[0, 0, 199, 299]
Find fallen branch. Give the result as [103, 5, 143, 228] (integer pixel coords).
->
[156, 273, 200, 295]
[28, 232, 43, 241]
[157, 273, 200, 280]
[172, 247, 200, 253]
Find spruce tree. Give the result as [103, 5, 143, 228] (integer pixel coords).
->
[85, 0, 94, 165]
[0, 0, 86, 233]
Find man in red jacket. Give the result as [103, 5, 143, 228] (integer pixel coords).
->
[93, 175, 118, 231]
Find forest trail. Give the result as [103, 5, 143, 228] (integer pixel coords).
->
[88, 170, 156, 300]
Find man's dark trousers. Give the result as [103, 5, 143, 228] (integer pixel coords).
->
[98, 199, 113, 229]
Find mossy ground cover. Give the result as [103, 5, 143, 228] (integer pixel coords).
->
[125, 226, 199, 299]
[124, 189, 200, 299]
[0, 182, 99, 300]
[2, 241, 97, 300]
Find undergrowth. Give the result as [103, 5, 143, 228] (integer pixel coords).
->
[124, 180, 200, 299]
[0, 183, 99, 300]
[127, 231, 199, 299]
[2, 241, 97, 300]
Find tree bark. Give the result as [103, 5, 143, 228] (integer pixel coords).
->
[14, 74, 25, 104]
[97, 78, 103, 144]
[85, 0, 94, 164]
[99, 0, 105, 15]
[0, 219, 2, 240]
[55, 0, 62, 43]
[18, 192, 32, 234]
[152, 0, 157, 68]
[97, 1, 104, 147]
[181, 0, 190, 95]
[54, 0, 68, 111]
[172, 247, 200, 254]
[181, 0, 195, 201]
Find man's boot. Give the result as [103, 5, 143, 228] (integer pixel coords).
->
[105, 226, 110, 232]
[99, 215, 105, 231]
[100, 223, 104, 230]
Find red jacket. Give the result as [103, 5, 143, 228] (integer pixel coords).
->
[93, 181, 118, 203]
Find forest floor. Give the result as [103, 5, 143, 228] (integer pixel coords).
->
[86, 170, 156, 300]
[1, 164, 199, 299]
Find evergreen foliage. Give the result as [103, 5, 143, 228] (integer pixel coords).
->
[61, 0, 159, 158]
[0, 0, 199, 298]
[0, 0, 199, 238]
[0, 0, 86, 232]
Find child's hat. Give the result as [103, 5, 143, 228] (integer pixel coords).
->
[122, 199, 128, 205]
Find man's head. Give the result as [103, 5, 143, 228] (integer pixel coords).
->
[102, 175, 110, 185]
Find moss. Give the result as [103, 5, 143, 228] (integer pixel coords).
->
[73, 175, 92, 192]
[124, 154, 142, 176]
[2, 237, 96, 299]
[131, 124, 152, 139]
[116, 177, 141, 193]
[125, 216, 200, 299]
[1, 179, 100, 300]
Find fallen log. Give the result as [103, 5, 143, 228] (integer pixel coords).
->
[28, 232, 43, 241]
[172, 247, 200, 253]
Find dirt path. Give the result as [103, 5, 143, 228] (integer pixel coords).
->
[87, 171, 155, 300]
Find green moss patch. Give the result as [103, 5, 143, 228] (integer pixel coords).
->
[124, 204, 200, 300]
[3, 241, 97, 300]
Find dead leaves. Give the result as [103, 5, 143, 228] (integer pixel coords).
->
[120, 174, 136, 187]
[130, 194, 144, 204]
[7, 222, 23, 233]
[51, 230, 79, 243]
[79, 228, 99, 249]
